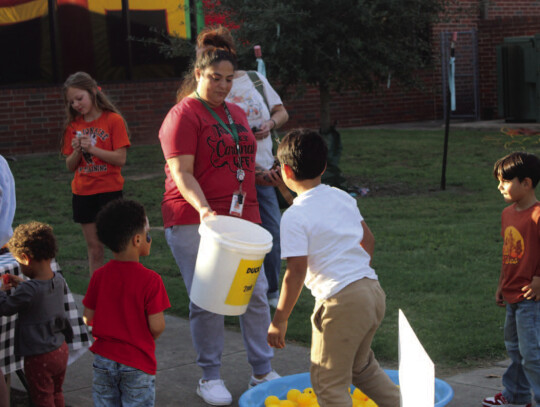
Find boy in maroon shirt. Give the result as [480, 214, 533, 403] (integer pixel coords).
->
[483, 152, 540, 407]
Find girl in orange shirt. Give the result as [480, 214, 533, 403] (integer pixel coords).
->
[61, 72, 130, 275]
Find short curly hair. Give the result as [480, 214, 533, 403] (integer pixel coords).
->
[7, 221, 57, 261]
[96, 199, 147, 253]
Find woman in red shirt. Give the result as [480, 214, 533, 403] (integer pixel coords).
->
[158, 27, 279, 406]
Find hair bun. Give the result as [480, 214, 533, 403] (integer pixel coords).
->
[197, 26, 236, 57]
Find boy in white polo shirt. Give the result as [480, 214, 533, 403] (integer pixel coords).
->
[267, 129, 400, 407]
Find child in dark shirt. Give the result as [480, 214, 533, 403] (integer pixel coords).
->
[1, 222, 72, 407]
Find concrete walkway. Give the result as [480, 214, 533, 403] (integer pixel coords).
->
[10, 293, 509, 407]
[445, 360, 511, 407]
[12, 294, 312, 407]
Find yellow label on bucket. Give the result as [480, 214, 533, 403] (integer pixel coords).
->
[225, 259, 264, 306]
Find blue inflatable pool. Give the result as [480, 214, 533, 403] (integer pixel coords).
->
[239, 370, 454, 407]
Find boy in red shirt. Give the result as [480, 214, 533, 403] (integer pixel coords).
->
[83, 199, 170, 406]
[483, 152, 540, 407]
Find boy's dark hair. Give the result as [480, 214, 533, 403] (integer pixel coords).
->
[493, 151, 540, 188]
[7, 221, 57, 261]
[277, 129, 328, 180]
[96, 199, 147, 253]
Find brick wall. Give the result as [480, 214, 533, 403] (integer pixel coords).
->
[0, 80, 178, 156]
[486, 0, 540, 17]
[284, 71, 439, 130]
[477, 16, 540, 118]
[0, 72, 441, 156]
[432, 1, 540, 120]
[0, 87, 65, 155]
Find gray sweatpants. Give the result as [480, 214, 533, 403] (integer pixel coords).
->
[165, 224, 274, 380]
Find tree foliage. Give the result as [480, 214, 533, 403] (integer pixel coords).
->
[206, 0, 454, 131]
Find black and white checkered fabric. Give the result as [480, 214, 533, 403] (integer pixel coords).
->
[0, 253, 92, 374]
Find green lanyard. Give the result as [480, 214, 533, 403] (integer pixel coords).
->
[195, 92, 245, 183]
[195, 91, 239, 143]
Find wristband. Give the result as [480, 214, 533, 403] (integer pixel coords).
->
[270, 118, 277, 129]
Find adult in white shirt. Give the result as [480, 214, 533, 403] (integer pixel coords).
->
[0, 155, 15, 248]
[226, 69, 289, 306]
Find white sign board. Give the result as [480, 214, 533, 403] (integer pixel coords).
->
[399, 309, 435, 407]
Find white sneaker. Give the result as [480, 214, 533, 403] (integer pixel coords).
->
[196, 379, 232, 406]
[248, 369, 281, 389]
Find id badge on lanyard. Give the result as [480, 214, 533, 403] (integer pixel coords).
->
[230, 169, 246, 217]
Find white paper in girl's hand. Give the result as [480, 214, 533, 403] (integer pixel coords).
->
[399, 309, 435, 407]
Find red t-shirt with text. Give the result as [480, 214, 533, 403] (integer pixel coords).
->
[159, 97, 260, 227]
[500, 202, 540, 303]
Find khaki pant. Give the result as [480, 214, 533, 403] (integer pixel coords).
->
[310, 279, 400, 407]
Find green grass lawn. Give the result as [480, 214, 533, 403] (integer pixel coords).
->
[8, 127, 522, 373]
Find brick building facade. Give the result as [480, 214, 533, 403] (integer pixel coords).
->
[1, 0, 540, 155]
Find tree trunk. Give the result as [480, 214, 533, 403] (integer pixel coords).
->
[319, 81, 332, 134]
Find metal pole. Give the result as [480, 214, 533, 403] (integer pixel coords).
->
[441, 33, 456, 190]
[121, 0, 133, 80]
[47, 0, 60, 82]
[441, 86, 450, 190]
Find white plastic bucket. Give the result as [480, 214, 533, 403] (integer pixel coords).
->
[190, 215, 273, 316]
